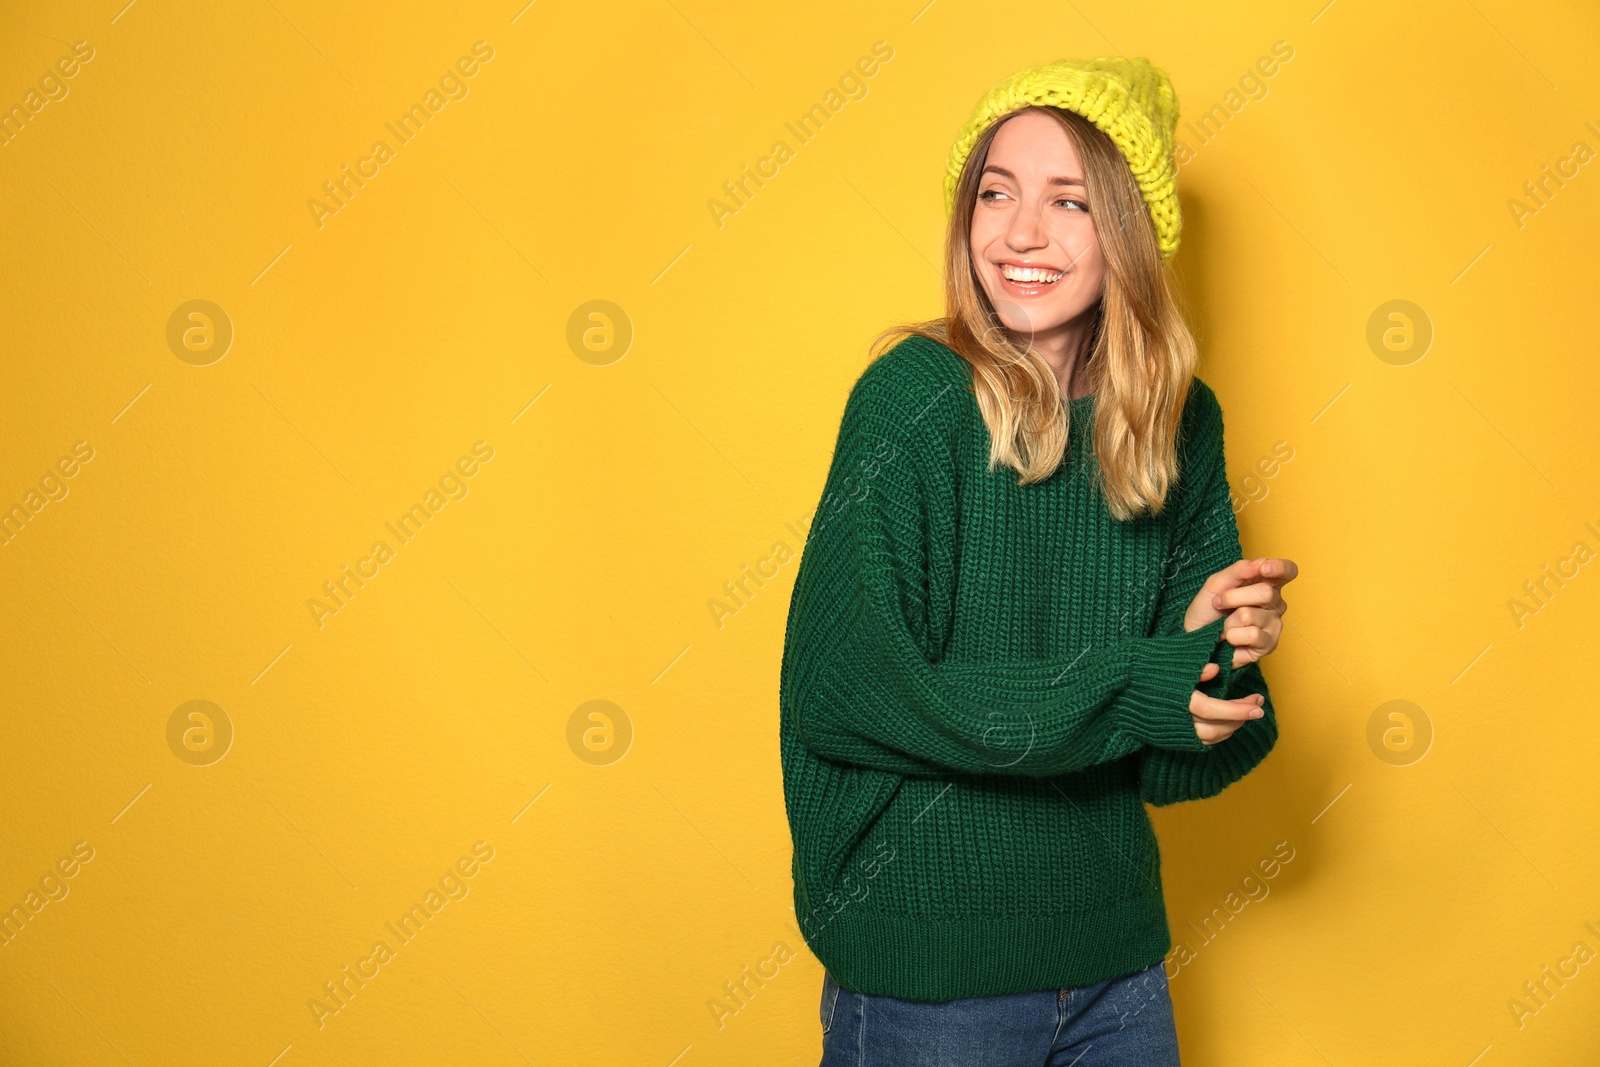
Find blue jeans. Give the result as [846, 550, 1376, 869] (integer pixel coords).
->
[818, 960, 1180, 1066]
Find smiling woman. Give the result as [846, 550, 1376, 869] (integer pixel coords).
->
[780, 56, 1298, 1067]
[898, 85, 1198, 517]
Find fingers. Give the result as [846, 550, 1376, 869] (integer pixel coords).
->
[1189, 690, 1266, 745]
[1220, 606, 1268, 630]
[1212, 558, 1297, 605]
[1197, 725, 1242, 746]
[1214, 557, 1266, 590]
[1212, 583, 1274, 611]
[1212, 582, 1291, 618]
[1220, 606, 1283, 660]
[1212, 561, 1294, 635]
[1191, 558, 1298, 642]
[1190, 690, 1265, 722]
[1259, 557, 1299, 584]
[1225, 648, 1260, 669]
[1222, 621, 1266, 649]
[1242, 557, 1298, 585]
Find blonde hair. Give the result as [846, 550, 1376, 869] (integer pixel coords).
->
[874, 105, 1199, 521]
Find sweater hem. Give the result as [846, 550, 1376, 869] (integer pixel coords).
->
[802, 897, 1173, 1003]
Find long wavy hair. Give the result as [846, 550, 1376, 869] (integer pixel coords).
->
[873, 105, 1199, 521]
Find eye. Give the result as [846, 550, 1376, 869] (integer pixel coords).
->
[1057, 198, 1089, 212]
[978, 188, 1009, 203]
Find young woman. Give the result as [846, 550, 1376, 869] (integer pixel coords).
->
[778, 58, 1298, 1065]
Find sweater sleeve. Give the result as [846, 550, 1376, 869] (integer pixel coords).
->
[1138, 381, 1279, 806]
[781, 368, 1224, 780]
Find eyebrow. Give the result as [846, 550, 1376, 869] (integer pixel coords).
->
[981, 164, 1084, 187]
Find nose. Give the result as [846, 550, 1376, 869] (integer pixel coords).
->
[1005, 197, 1047, 252]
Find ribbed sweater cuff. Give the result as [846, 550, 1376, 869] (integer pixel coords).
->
[1118, 617, 1228, 753]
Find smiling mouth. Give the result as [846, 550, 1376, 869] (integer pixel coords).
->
[995, 263, 1065, 294]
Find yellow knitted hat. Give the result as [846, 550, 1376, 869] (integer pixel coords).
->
[944, 57, 1183, 260]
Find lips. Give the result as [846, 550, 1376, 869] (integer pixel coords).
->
[994, 260, 1065, 297]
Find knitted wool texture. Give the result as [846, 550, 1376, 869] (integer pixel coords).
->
[778, 336, 1278, 1001]
[944, 56, 1183, 260]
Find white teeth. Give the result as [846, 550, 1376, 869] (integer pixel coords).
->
[1000, 265, 1063, 284]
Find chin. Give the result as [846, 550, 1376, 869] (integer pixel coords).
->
[987, 297, 1071, 339]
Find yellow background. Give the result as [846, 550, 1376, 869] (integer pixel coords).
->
[3, 0, 1599, 1063]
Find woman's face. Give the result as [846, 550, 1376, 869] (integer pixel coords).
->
[969, 109, 1106, 343]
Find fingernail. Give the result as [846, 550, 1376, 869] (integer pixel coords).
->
[1252, 708, 1263, 718]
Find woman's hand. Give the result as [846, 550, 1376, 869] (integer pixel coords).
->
[1183, 557, 1298, 668]
[1187, 672, 1265, 745]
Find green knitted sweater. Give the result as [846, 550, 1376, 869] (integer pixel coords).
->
[778, 334, 1278, 1002]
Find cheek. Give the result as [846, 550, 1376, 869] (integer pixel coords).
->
[1057, 232, 1104, 286]
[968, 235, 1000, 286]
[1056, 219, 1100, 262]
[1055, 270, 1103, 315]
[968, 223, 997, 264]
[1074, 254, 1107, 295]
